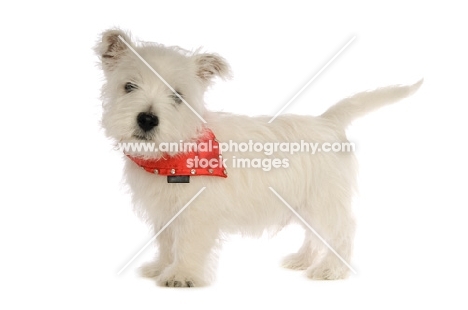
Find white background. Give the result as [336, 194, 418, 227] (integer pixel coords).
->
[1, 1, 467, 309]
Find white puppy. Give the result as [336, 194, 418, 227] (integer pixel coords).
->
[95, 29, 422, 287]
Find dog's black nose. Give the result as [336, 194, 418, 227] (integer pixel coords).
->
[137, 112, 159, 132]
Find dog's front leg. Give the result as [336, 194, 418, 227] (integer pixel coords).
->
[139, 229, 174, 279]
[157, 207, 219, 287]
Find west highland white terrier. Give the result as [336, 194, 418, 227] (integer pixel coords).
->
[95, 28, 422, 287]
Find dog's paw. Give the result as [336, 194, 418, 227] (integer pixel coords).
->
[157, 267, 203, 288]
[139, 260, 167, 279]
[281, 253, 312, 270]
[162, 278, 195, 288]
[306, 264, 349, 280]
[158, 274, 196, 288]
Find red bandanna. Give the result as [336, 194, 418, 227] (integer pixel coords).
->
[126, 129, 227, 178]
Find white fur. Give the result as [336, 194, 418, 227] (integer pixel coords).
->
[95, 28, 422, 287]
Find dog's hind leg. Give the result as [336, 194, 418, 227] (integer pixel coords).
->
[304, 204, 356, 280]
[282, 231, 322, 270]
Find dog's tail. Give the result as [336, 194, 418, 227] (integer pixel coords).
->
[321, 79, 423, 128]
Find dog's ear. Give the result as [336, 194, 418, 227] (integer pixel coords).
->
[194, 53, 231, 83]
[95, 29, 133, 72]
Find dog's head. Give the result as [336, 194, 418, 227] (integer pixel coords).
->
[95, 29, 230, 153]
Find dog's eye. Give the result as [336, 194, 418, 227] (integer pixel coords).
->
[124, 82, 138, 93]
[171, 91, 183, 104]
